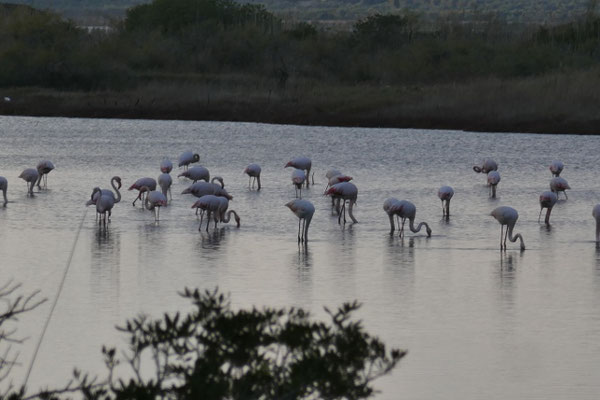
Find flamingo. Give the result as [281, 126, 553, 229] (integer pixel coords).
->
[538, 191, 558, 225]
[487, 171, 501, 198]
[491, 206, 525, 250]
[324, 174, 352, 208]
[86, 176, 122, 219]
[291, 169, 306, 198]
[324, 169, 342, 190]
[244, 163, 261, 190]
[192, 195, 240, 231]
[158, 173, 172, 201]
[473, 159, 498, 174]
[438, 186, 454, 216]
[211, 176, 224, 188]
[19, 168, 39, 195]
[129, 177, 157, 206]
[549, 160, 564, 177]
[285, 199, 315, 243]
[550, 177, 570, 199]
[137, 186, 168, 221]
[593, 204, 600, 242]
[96, 193, 114, 227]
[181, 181, 232, 200]
[325, 182, 358, 224]
[35, 160, 54, 189]
[285, 157, 313, 187]
[160, 158, 173, 173]
[178, 166, 210, 182]
[178, 151, 200, 170]
[384, 198, 431, 237]
[0, 177, 7, 206]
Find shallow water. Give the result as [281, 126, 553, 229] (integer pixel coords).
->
[1, 116, 600, 399]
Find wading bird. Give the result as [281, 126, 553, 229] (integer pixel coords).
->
[438, 186, 454, 217]
[383, 198, 431, 237]
[137, 186, 168, 221]
[178, 151, 200, 170]
[487, 171, 501, 198]
[158, 173, 172, 201]
[549, 160, 564, 177]
[36, 160, 54, 189]
[285, 199, 315, 243]
[291, 169, 306, 198]
[550, 177, 570, 199]
[491, 206, 525, 250]
[178, 166, 210, 183]
[96, 192, 114, 227]
[538, 191, 557, 225]
[325, 182, 358, 224]
[129, 177, 157, 206]
[160, 158, 173, 174]
[0, 177, 7, 206]
[192, 195, 240, 231]
[19, 168, 39, 196]
[244, 163, 261, 190]
[285, 157, 313, 187]
[473, 159, 498, 174]
[86, 176, 122, 219]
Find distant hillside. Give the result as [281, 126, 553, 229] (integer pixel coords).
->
[3, 0, 593, 23]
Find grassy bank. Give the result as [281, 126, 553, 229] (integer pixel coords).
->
[2, 69, 599, 134]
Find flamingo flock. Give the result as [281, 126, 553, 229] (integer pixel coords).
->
[4, 152, 599, 251]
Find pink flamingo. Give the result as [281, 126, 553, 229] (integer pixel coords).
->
[35, 160, 54, 189]
[129, 177, 157, 206]
[137, 186, 168, 221]
[285, 199, 315, 243]
[491, 206, 525, 250]
[325, 182, 358, 224]
[291, 169, 306, 198]
[383, 198, 431, 237]
[178, 151, 200, 170]
[244, 163, 261, 190]
[538, 191, 557, 225]
[487, 171, 501, 198]
[437, 186, 454, 216]
[158, 173, 172, 201]
[550, 177, 570, 199]
[178, 166, 210, 183]
[19, 168, 39, 195]
[0, 177, 7, 206]
[473, 159, 498, 174]
[192, 195, 240, 231]
[549, 160, 564, 177]
[285, 157, 313, 187]
[593, 204, 600, 243]
[86, 176, 122, 220]
[160, 158, 173, 173]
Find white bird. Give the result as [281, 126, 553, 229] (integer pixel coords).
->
[0, 177, 7, 206]
[383, 198, 431, 237]
[178, 166, 210, 183]
[158, 173, 172, 201]
[285, 199, 315, 243]
[549, 160, 564, 177]
[19, 168, 39, 195]
[244, 163, 261, 190]
[550, 177, 570, 199]
[291, 169, 306, 198]
[437, 185, 454, 217]
[325, 182, 358, 224]
[129, 177, 157, 206]
[285, 157, 313, 187]
[35, 160, 54, 189]
[178, 151, 200, 170]
[137, 186, 168, 221]
[491, 206, 525, 250]
[593, 204, 600, 242]
[538, 191, 558, 225]
[160, 158, 173, 173]
[487, 171, 501, 198]
[473, 159, 498, 174]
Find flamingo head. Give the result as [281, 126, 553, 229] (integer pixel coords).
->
[234, 214, 241, 227]
[192, 153, 200, 163]
[115, 177, 122, 189]
[128, 183, 137, 190]
[426, 227, 432, 237]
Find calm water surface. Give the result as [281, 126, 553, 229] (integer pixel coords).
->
[1, 116, 600, 399]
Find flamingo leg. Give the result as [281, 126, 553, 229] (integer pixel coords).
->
[298, 218, 302, 242]
[503, 225, 509, 249]
[441, 200, 445, 215]
[564, 191, 568, 199]
[499, 225, 503, 249]
[538, 207, 543, 222]
[400, 218, 406, 238]
[206, 211, 211, 232]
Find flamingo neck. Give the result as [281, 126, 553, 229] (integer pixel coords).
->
[445, 200, 450, 216]
[112, 178, 121, 203]
[507, 224, 526, 250]
[304, 214, 312, 241]
[596, 219, 600, 243]
[222, 210, 240, 227]
[256, 176, 261, 190]
[387, 212, 396, 233]
[544, 207, 552, 225]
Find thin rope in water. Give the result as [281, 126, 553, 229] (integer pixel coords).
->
[23, 208, 88, 388]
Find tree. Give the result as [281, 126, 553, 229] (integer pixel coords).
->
[10, 288, 405, 400]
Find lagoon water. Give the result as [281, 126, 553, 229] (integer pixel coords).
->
[1, 116, 600, 399]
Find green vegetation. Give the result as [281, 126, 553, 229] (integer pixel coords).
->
[2, 288, 404, 399]
[1, 0, 600, 133]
